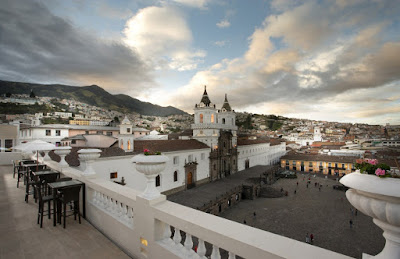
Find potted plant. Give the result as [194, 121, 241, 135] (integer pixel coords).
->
[340, 159, 400, 258]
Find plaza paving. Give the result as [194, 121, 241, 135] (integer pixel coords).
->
[220, 172, 385, 258]
[0, 165, 130, 259]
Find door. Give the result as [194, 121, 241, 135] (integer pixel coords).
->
[187, 172, 193, 186]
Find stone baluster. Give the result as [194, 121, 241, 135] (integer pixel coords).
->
[127, 207, 134, 227]
[173, 228, 183, 250]
[228, 251, 236, 259]
[122, 205, 129, 223]
[197, 239, 207, 259]
[101, 194, 106, 208]
[117, 202, 123, 218]
[211, 245, 221, 259]
[92, 190, 98, 205]
[162, 223, 174, 246]
[106, 197, 112, 212]
[184, 233, 194, 257]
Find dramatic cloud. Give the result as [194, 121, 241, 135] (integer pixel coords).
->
[0, 0, 152, 93]
[123, 6, 205, 71]
[163, 0, 400, 124]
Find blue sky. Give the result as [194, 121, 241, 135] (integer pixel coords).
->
[1, 0, 400, 125]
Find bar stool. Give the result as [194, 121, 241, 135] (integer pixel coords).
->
[57, 185, 82, 228]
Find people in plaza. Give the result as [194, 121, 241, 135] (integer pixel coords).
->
[253, 211, 256, 217]
[349, 219, 353, 228]
[306, 233, 310, 244]
[310, 233, 314, 244]
[355, 209, 358, 216]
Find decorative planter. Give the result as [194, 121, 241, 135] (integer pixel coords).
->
[41, 149, 54, 161]
[132, 154, 169, 199]
[340, 172, 400, 258]
[54, 146, 72, 167]
[78, 149, 101, 176]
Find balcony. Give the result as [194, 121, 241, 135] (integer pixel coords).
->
[1, 152, 393, 259]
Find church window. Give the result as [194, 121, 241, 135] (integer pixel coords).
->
[222, 118, 226, 124]
[174, 171, 178, 182]
[127, 128, 131, 133]
[127, 140, 131, 150]
[173, 156, 179, 165]
[156, 175, 160, 187]
[200, 114, 203, 123]
[211, 114, 214, 123]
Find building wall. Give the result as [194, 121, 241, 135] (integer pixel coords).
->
[89, 148, 210, 195]
[237, 142, 286, 171]
[280, 159, 354, 176]
[0, 124, 19, 151]
[69, 129, 119, 137]
[19, 127, 69, 145]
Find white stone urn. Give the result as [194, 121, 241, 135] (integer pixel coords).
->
[54, 146, 72, 167]
[78, 149, 101, 177]
[132, 154, 169, 199]
[340, 172, 400, 259]
[41, 149, 54, 161]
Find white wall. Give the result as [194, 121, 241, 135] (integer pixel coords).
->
[237, 142, 286, 171]
[89, 148, 210, 193]
[0, 152, 22, 165]
[19, 127, 69, 144]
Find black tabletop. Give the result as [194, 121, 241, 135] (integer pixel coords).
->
[48, 179, 83, 189]
[33, 170, 59, 176]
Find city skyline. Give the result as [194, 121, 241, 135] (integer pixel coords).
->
[0, 0, 399, 125]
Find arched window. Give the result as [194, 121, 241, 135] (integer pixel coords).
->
[211, 114, 214, 123]
[127, 140, 131, 150]
[200, 114, 203, 123]
[120, 140, 124, 149]
[174, 171, 178, 182]
[222, 118, 225, 124]
[156, 175, 160, 187]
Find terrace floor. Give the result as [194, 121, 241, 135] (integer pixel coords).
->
[0, 165, 131, 259]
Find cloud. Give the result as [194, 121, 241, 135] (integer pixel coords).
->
[123, 6, 205, 71]
[214, 40, 228, 47]
[162, 0, 400, 124]
[0, 0, 152, 93]
[171, 0, 210, 9]
[216, 20, 230, 28]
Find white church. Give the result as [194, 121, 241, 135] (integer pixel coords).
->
[84, 86, 287, 195]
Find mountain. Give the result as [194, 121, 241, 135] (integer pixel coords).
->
[0, 80, 187, 116]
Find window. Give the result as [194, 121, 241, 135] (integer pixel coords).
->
[328, 163, 332, 167]
[335, 163, 338, 168]
[5, 139, 12, 152]
[127, 128, 131, 133]
[106, 131, 112, 136]
[127, 140, 131, 150]
[222, 118, 226, 124]
[211, 114, 214, 123]
[309, 162, 313, 167]
[173, 156, 179, 165]
[71, 140, 76, 144]
[200, 114, 203, 123]
[174, 171, 178, 182]
[342, 163, 345, 169]
[319, 162, 323, 167]
[286, 160, 289, 165]
[97, 131, 103, 134]
[45, 130, 51, 136]
[56, 130, 61, 136]
[155, 175, 160, 187]
[85, 131, 89, 134]
[110, 172, 118, 179]
[201, 153, 205, 160]
[292, 160, 296, 165]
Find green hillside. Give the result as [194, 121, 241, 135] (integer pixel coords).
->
[0, 80, 187, 116]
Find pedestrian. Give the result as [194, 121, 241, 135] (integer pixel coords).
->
[253, 212, 256, 217]
[306, 233, 310, 244]
[355, 209, 358, 216]
[294, 190, 297, 194]
[314, 182, 317, 187]
[297, 181, 299, 186]
[310, 233, 314, 244]
[244, 220, 247, 224]
[351, 208, 354, 215]
[349, 219, 353, 228]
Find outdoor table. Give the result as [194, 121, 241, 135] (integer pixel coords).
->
[48, 180, 86, 226]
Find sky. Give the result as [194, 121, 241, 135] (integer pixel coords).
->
[0, 0, 400, 125]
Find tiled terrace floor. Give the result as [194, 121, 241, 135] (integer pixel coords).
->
[0, 165, 131, 259]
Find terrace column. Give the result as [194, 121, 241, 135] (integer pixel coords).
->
[54, 146, 72, 167]
[78, 149, 101, 177]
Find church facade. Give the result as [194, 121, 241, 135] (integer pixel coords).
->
[191, 87, 238, 181]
